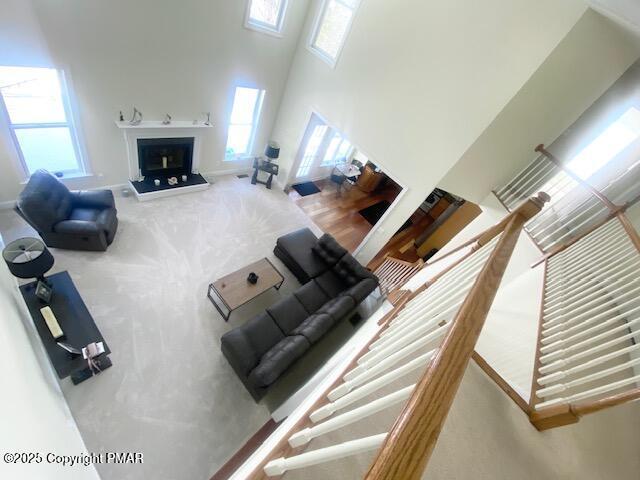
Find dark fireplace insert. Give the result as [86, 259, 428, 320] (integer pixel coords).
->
[137, 137, 194, 178]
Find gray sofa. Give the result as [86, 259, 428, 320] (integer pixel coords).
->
[221, 229, 379, 401]
[16, 170, 118, 252]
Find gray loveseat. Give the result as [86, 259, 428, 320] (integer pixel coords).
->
[221, 229, 379, 401]
[16, 170, 118, 251]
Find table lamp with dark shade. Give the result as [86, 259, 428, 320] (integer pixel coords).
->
[265, 142, 280, 162]
[3, 237, 55, 302]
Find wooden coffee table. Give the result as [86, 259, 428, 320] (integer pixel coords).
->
[207, 257, 284, 321]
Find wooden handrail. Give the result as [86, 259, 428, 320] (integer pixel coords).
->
[365, 193, 548, 480]
[535, 144, 620, 212]
[617, 211, 640, 253]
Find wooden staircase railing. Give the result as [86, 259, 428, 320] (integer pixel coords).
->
[372, 255, 423, 297]
[529, 212, 640, 430]
[245, 193, 548, 479]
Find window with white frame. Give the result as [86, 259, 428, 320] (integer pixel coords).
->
[0, 66, 86, 178]
[225, 86, 265, 160]
[245, 0, 288, 36]
[321, 131, 352, 166]
[309, 0, 360, 66]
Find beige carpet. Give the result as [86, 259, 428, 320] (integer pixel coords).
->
[0, 175, 358, 480]
[280, 361, 640, 480]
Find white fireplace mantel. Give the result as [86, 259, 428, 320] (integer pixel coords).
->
[116, 121, 213, 182]
[117, 120, 213, 201]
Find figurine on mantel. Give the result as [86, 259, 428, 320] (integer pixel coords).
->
[129, 107, 142, 125]
[162, 113, 172, 125]
[119, 111, 124, 122]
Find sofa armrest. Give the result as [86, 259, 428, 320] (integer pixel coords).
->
[344, 277, 379, 303]
[53, 220, 101, 236]
[221, 329, 259, 377]
[70, 190, 115, 210]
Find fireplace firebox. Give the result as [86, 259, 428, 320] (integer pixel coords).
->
[137, 137, 194, 177]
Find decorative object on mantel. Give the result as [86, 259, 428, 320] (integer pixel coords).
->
[162, 113, 172, 125]
[247, 272, 259, 284]
[167, 176, 178, 186]
[119, 111, 124, 121]
[129, 107, 143, 125]
[3, 237, 55, 303]
[204, 112, 211, 126]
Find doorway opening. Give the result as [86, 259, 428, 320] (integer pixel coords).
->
[287, 112, 404, 253]
[367, 187, 481, 269]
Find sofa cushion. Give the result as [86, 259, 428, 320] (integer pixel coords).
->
[70, 208, 100, 222]
[248, 335, 311, 387]
[291, 313, 335, 344]
[311, 234, 348, 267]
[293, 280, 330, 314]
[314, 270, 349, 298]
[220, 312, 284, 375]
[317, 295, 356, 322]
[343, 278, 379, 303]
[266, 295, 310, 335]
[275, 228, 328, 281]
[332, 254, 374, 287]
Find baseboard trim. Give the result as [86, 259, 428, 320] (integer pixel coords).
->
[210, 419, 279, 480]
[202, 167, 253, 180]
[472, 351, 531, 415]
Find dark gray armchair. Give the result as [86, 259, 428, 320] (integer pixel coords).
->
[16, 170, 118, 251]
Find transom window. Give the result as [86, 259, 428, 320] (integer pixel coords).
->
[245, 0, 288, 36]
[225, 86, 265, 160]
[0, 66, 86, 178]
[309, 0, 360, 66]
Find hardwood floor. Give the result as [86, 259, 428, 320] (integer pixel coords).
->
[288, 179, 401, 253]
[367, 209, 434, 269]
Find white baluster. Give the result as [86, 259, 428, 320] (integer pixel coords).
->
[537, 357, 640, 397]
[264, 434, 387, 476]
[539, 317, 640, 364]
[535, 375, 640, 411]
[290, 386, 414, 447]
[540, 302, 640, 354]
[329, 350, 435, 401]
[538, 343, 640, 385]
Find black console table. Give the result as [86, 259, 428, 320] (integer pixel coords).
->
[19, 271, 112, 384]
[251, 158, 279, 189]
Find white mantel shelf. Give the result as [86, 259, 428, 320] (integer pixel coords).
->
[115, 120, 213, 129]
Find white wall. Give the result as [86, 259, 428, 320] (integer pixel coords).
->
[270, 0, 588, 264]
[439, 9, 640, 204]
[0, 258, 100, 479]
[0, 0, 310, 200]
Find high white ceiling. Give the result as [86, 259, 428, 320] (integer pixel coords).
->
[588, 0, 640, 32]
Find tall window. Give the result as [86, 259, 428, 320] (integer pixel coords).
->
[495, 106, 640, 251]
[225, 86, 265, 160]
[296, 125, 328, 177]
[245, 0, 288, 36]
[294, 113, 354, 179]
[309, 0, 360, 66]
[0, 66, 85, 178]
[321, 131, 352, 166]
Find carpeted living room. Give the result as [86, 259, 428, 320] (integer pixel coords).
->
[0, 173, 380, 480]
[5, 1, 640, 480]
